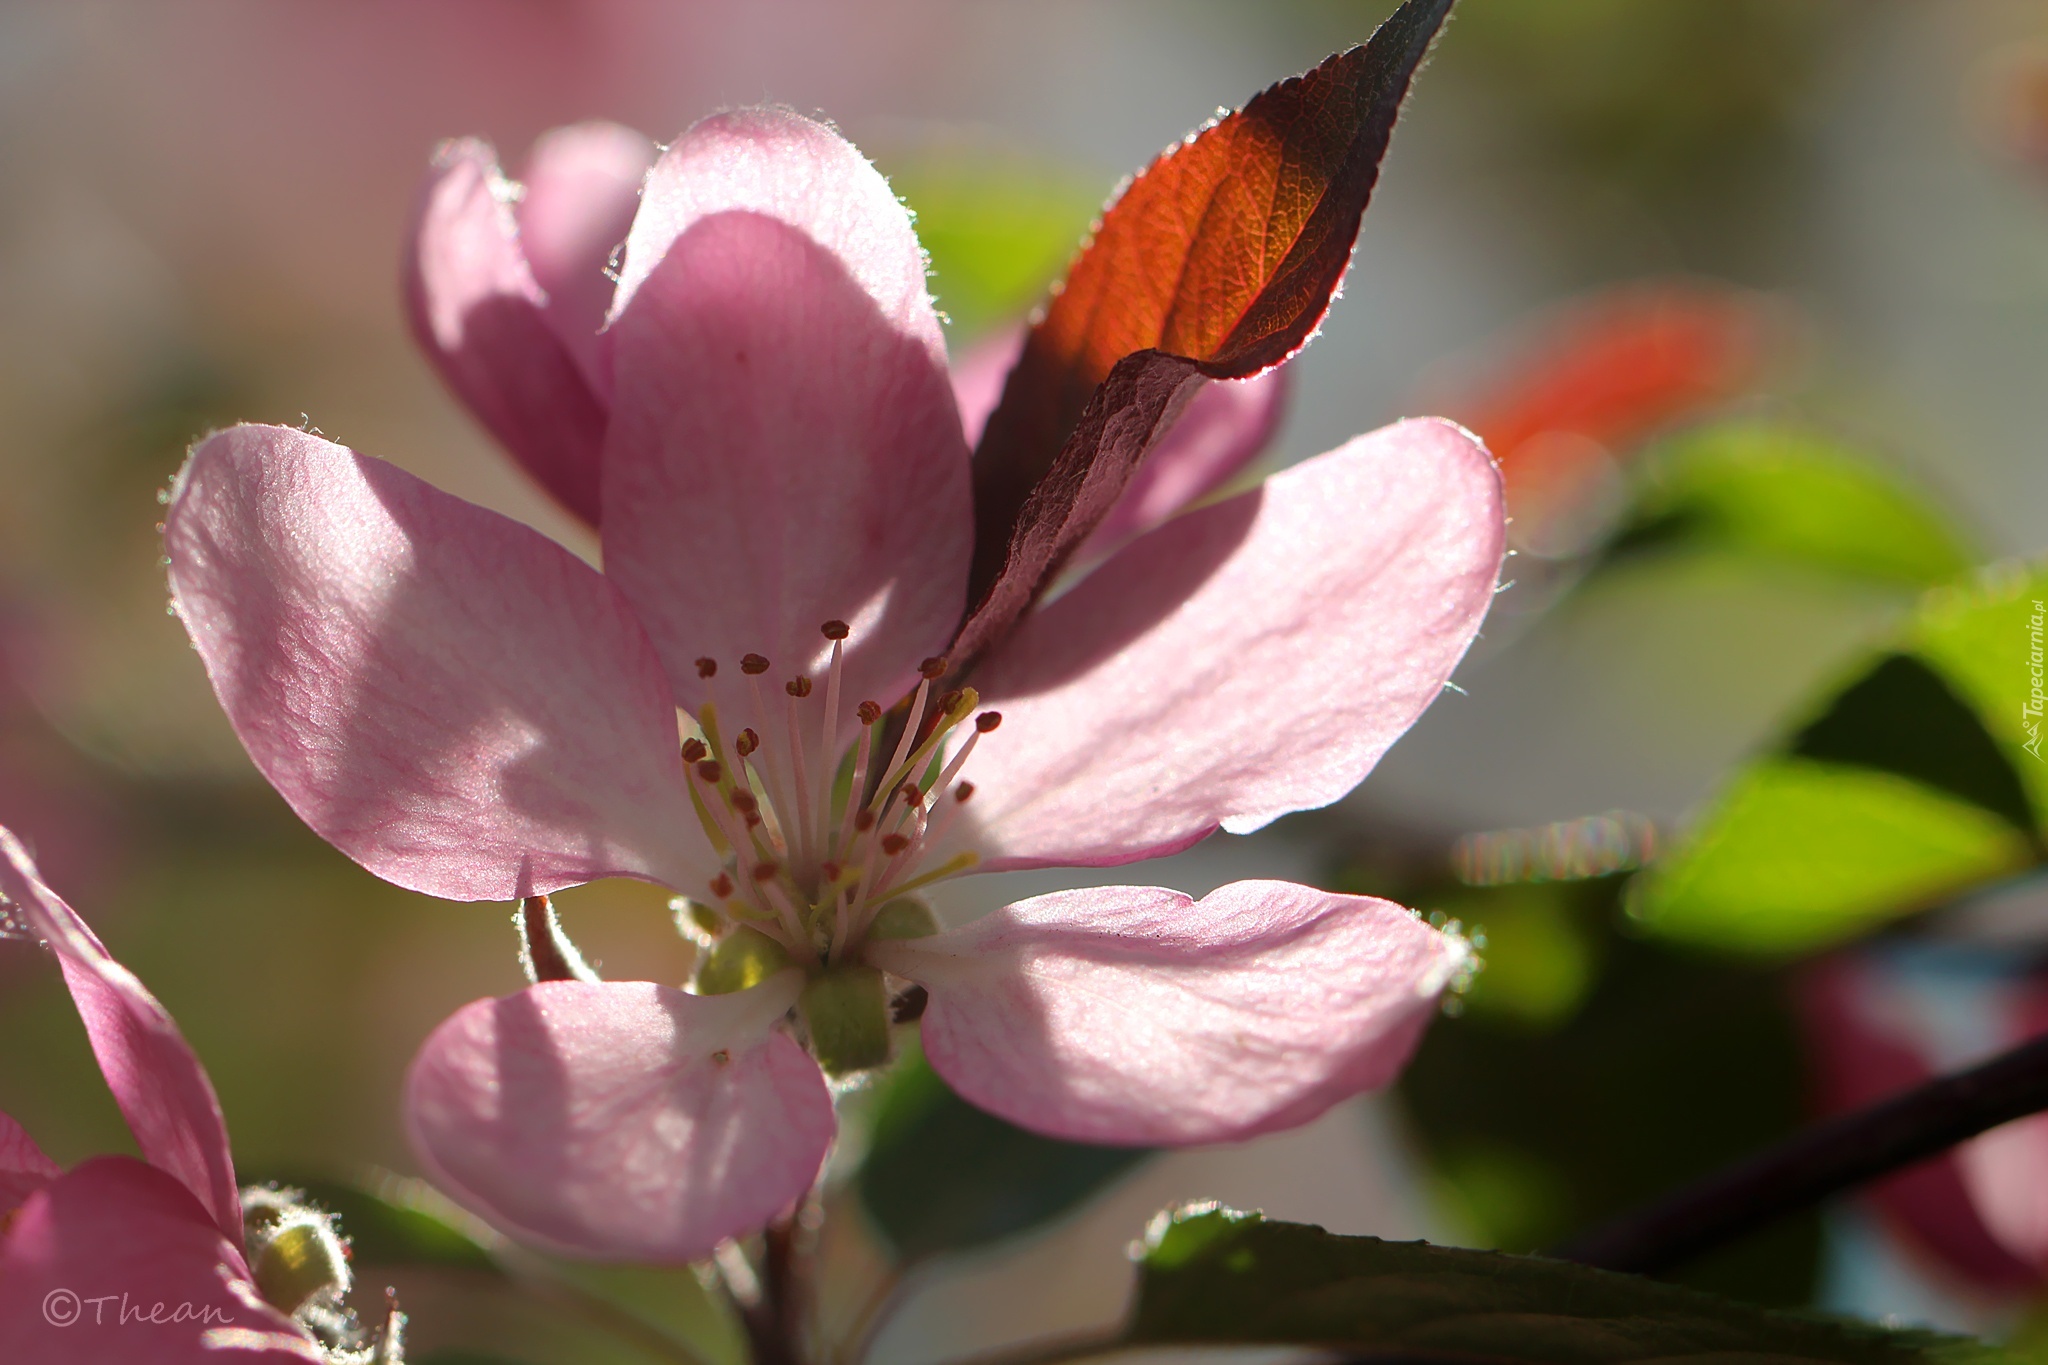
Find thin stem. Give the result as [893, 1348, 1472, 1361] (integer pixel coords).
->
[1552, 1030, 2048, 1274]
[840, 1260, 913, 1365]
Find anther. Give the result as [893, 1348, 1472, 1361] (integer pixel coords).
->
[751, 861, 780, 882]
[955, 781, 975, 802]
[710, 872, 735, 899]
[919, 656, 949, 680]
[880, 833, 910, 856]
[696, 657, 718, 679]
[730, 790, 759, 814]
[898, 781, 923, 805]
[785, 676, 813, 698]
[695, 760, 723, 784]
[681, 738, 707, 763]
[821, 620, 850, 641]
[857, 700, 882, 725]
[741, 653, 771, 676]
[820, 860, 843, 882]
[976, 711, 1003, 733]
[854, 809, 876, 832]
[735, 729, 759, 758]
[936, 688, 963, 714]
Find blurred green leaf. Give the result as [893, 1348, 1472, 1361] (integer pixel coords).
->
[1611, 424, 1975, 586]
[1634, 760, 2033, 954]
[1632, 558, 2048, 955]
[856, 1047, 1147, 1261]
[266, 1174, 501, 1274]
[1434, 883, 1600, 1027]
[1396, 906, 1817, 1305]
[1909, 561, 2048, 824]
[1129, 1205, 1982, 1364]
[883, 148, 1099, 338]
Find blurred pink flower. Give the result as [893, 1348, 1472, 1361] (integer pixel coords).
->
[1802, 949, 2048, 1294]
[0, 829, 321, 1363]
[164, 109, 1504, 1261]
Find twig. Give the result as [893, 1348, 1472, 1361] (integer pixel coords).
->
[1552, 1031, 2048, 1274]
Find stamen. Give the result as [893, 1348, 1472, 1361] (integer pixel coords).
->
[877, 850, 980, 902]
[853, 809, 876, 832]
[955, 782, 975, 802]
[751, 861, 780, 882]
[976, 711, 1003, 732]
[710, 872, 735, 899]
[821, 620, 850, 641]
[785, 690, 817, 873]
[735, 729, 759, 758]
[696, 657, 718, 679]
[835, 711, 878, 858]
[857, 700, 882, 725]
[785, 676, 813, 699]
[919, 656, 949, 680]
[880, 833, 910, 857]
[696, 759, 723, 784]
[681, 737, 707, 763]
[820, 629, 847, 836]
[741, 654, 771, 676]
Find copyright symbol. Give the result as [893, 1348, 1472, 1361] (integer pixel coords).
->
[42, 1287, 79, 1326]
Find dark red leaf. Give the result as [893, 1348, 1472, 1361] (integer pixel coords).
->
[958, 0, 1454, 666]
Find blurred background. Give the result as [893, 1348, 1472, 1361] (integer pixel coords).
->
[1, 1, 2046, 1360]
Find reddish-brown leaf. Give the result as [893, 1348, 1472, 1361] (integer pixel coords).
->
[960, 0, 1453, 664]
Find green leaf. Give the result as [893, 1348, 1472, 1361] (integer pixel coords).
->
[1129, 1205, 1985, 1364]
[883, 149, 1098, 340]
[1909, 561, 2048, 828]
[1632, 758, 2033, 953]
[269, 1174, 501, 1274]
[1611, 423, 1974, 586]
[856, 1048, 1148, 1260]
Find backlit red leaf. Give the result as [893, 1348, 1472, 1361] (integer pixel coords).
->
[957, 0, 1454, 667]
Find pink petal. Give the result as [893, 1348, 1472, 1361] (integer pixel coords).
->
[600, 108, 971, 718]
[866, 880, 1464, 1145]
[404, 137, 608, 524]
[516, 121, 656, 395]
[960, 417, 1504, 871]
[165, 425, 706, 902]
[951, 325, 1289, 562]
[405, 975, 832, 1262]
[0, 1157, 319, 1363]
[0, 1111, 59, 1218]
[0, 830, 240, 1243]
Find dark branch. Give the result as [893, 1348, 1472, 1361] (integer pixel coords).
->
[1552, 1030, 2048, 1274]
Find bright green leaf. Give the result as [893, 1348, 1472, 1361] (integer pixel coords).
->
[1129, 1205, 1989, 1364]
[1632, 758, 2032, 953]
[1615, 423, 1974, 586]
[882, 147, 1099, 340]
[1910, 559, 2048, 829]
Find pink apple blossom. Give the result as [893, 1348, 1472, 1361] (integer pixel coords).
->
[1803, 948, 2048, 1292]
[0, 828, 328, 1363]
[164, 108, 1505, 1262]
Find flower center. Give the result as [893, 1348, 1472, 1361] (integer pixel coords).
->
[678, 620, 998, 968]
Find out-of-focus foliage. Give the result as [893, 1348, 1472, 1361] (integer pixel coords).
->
[1386, 870, 1819, 1306]
[1634, 562, 2048, 955]
[855, 1044, 1148, 1262]
[1129, 1205, 1970, 1364]
[1608, 424, 1978, 588]
[883, 148, 1098, 340]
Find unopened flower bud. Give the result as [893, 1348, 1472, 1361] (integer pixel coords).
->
[242, 1187, 351, 1318]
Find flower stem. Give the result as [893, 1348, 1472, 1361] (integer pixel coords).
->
[1552, 1030, 2048, 1274]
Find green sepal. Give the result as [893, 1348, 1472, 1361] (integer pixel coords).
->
[694, 927, 790, 996]
[800, 965, 890, 1076]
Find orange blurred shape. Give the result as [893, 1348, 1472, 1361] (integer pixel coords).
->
[1450, 280, 1786, 557]
[1985, 47, 2048, 173]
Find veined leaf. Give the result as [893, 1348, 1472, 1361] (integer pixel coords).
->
[1129, 1205, 1988, 1365]
[956, 0, 1454, 667]
[1909, 560, 2048, 826]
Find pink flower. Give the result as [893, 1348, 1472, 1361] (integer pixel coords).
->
[1802, 948, 2048, 1294]
[0, 828, 326, 1362]
[164, 109, 1505, 1262]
